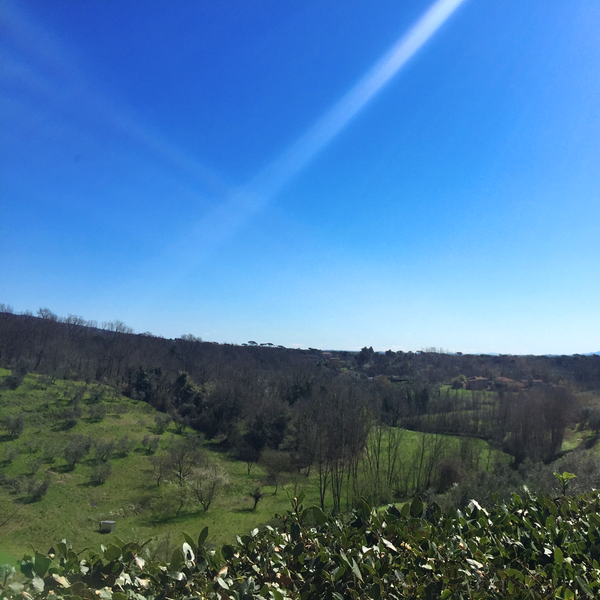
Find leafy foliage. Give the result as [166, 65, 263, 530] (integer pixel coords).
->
[3, 414, 25, 438]
[90, 462, 112, 486]
[5, 486, 600, 599]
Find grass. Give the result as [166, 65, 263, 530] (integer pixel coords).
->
[0, 372, 333, 563]
[562, 425, 586, 452]
[0, 371, 504, 565]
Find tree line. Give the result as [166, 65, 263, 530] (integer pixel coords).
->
[1, 305, 598, 508]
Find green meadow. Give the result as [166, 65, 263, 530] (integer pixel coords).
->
[0, 371, 507, 564]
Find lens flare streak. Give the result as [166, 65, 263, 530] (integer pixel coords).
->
[192, 0, 467, 258]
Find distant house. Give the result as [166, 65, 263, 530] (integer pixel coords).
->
[467, 376, 489, 391]
[329, 357, 341, 368]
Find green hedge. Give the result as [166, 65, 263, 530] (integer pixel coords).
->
[3, 483, 600, 599]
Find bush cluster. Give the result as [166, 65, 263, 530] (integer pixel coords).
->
[5, 486, 600, 599]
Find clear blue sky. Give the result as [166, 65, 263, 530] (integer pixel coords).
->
[2, 0, 600, 354]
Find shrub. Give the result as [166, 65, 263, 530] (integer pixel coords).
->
[27, 473, 51, 502]
[27, 457, 43, 476]
[4, 443, 20, 464]
[60, 407, 81, 430]
[115, 436, 134, 457]
[93, 439, 115, 462]
[42, 441, 62, 464]
[113, 403, 129, 415]
[4, 413, 25, 438]
[4, 374, 23, 390]
[87, 385, 105, 404]
[16, 490, 600, 599]
[64, 436, 92, 470]
[88, 403, 106, 422]
[173, 414, 188, 434]
[0, 474, 22, 494]
[155, 413, 172, 434]
[450, 374, 467, 389]
[142, 435, 160, 454]
[90, 462, 112, 485]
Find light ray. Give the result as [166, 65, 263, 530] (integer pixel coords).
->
[253, 0, 467, 199]
[188, 0, 467, 259]
[0, 1, 232, 200]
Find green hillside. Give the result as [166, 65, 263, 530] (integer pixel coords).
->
[0, 371, 504, 565]
[0, 372, 291, 562]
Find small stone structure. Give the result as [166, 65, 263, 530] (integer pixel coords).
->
[99, 520, 116, 533]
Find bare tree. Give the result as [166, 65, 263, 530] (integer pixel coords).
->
[168, 435, 204, 485]
[260, 449, 290, 494]
[148, 453, 170, 487]
[410, 432, 449, 492]
[188, 462, 229, 511]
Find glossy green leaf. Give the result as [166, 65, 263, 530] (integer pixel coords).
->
[410, 496, 423, 518]
[216, 576, 229, 590]
[312, 506, 328, 526]
[351, 558, 363, 582]
[169, 548, 183, 572]
[104, 544, 121, 562]
[198, 526, 209, 547]
[221, 544, 234, 561]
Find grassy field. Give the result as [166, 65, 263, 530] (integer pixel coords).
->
[0, 372, 312, 563]
[0, 371, 504, 565]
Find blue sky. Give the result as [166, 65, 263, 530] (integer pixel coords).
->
[2, 0, 600, 354]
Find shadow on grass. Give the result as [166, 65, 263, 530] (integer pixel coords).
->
[139, 482, 162, 493]
[51, 420, 78, 432]
[141, 510, 208, 528]
[78, 480, 107, 488]
[581, 432, 599, 450]
[205, 438, 231, 455]
[134, 448, 161, 459]
[53, 464, 77, 474]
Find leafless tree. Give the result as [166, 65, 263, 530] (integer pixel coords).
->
[188, 462, 229, 511]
